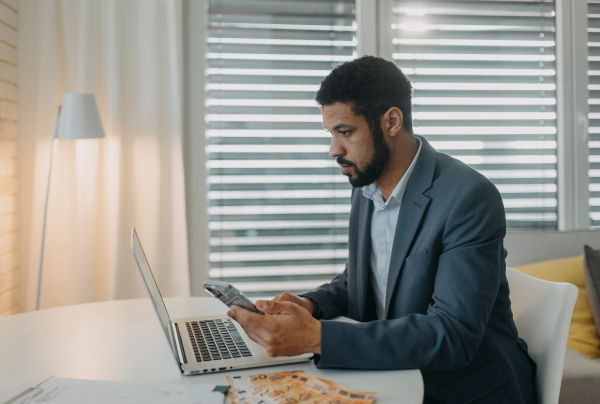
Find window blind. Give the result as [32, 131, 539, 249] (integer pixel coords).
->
[589, 1, 600, 226]
[206, 0, 356, 297]
[388, 0, 557, 229]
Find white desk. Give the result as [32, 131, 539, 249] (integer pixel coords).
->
[0, 297, 423, 403]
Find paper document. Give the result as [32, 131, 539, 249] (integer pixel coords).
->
[4, 377, 226, 404]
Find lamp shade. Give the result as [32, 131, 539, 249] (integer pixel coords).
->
[56, 93, 105, 140]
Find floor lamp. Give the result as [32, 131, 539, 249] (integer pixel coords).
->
[35, 93, 106, 310]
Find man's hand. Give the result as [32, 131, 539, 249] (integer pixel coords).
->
[273, 292, 318, 316]
[227, 300, 321, 357]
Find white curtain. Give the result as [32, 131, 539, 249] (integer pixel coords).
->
[19, 0, 190, 311]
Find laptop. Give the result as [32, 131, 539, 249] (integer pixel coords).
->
[130, 227, 313, 375]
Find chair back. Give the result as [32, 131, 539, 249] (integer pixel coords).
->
[506, 267, 578, 404]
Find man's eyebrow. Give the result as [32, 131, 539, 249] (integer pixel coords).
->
[322, 123, 354, 132]
[332, 123, 353, 131]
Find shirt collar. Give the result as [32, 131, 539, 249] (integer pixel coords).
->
[362, 137, 422, 208]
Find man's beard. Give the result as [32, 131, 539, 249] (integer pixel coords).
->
[336, 125, 390, 188]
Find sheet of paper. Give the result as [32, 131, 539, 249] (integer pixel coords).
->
[13, 377, 224, 404]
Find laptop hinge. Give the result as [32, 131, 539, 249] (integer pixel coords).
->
[171, 322, 187, 365]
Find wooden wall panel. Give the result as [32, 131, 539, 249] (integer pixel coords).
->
[0, 0, 17, 317]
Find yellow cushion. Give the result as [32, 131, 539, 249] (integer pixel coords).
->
[516, 256, 600, 358]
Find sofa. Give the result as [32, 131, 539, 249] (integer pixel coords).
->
[504, 230, 600, 404]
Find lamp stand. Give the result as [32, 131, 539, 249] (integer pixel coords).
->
[35, 106, 62, 310]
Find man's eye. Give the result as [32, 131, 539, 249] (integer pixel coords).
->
[340, 131, 349, 136]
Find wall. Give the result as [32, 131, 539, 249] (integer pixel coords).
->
[0, 0, 17, 317]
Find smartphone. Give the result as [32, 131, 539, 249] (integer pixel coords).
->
[203, 280, 264, 314]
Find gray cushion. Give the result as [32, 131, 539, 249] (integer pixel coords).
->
[583, 245, 600, 337]
[560, 348, 600, 404]
[504, 231, 600, 267]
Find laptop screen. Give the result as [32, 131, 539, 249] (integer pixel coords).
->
[130, 228, 174, 349]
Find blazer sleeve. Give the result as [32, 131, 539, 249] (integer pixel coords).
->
[299, 264, 349, 320]
[315, 178, 506, 371]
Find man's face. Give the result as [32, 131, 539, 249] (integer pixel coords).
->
[322, 102, 390, 188]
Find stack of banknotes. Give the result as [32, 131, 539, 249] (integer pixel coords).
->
[226, 370, 376, 404]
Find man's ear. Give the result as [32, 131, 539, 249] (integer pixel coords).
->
[383, 107, 404, 138]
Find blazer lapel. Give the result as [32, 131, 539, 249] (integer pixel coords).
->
[384, 136, 436, 318]
[384, 188, 430, 317]
[356, 194, 373, 322]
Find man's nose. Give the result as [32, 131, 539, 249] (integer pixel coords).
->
[329, 135, 344, 158]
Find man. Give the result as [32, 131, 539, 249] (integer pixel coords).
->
[228, 56, 537, 404]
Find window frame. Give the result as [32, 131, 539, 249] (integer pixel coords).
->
[183, 0, 210, 295]
[555, 0, 590, 230]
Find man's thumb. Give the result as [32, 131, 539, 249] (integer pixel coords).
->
[256, 299, 289, 314]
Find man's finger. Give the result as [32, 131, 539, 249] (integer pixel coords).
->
[235, 319, 270, 347]
[229, 304, 274, 328]
[227, 305, 252, 325]
[272, 291, 295, 303]
[255, 299, 297, 315]
[280, 291, 295, 301]
[227, 306, 273, 347]
[228, 305, 259, 323]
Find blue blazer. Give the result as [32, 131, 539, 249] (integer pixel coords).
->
[302, 136, 537, 404]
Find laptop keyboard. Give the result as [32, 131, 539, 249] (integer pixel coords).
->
[186, 319, 252, 362]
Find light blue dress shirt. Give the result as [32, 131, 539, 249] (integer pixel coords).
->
[362, 138, 422, 319]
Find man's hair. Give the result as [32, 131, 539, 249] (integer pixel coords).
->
[315, 56, 413, 135]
